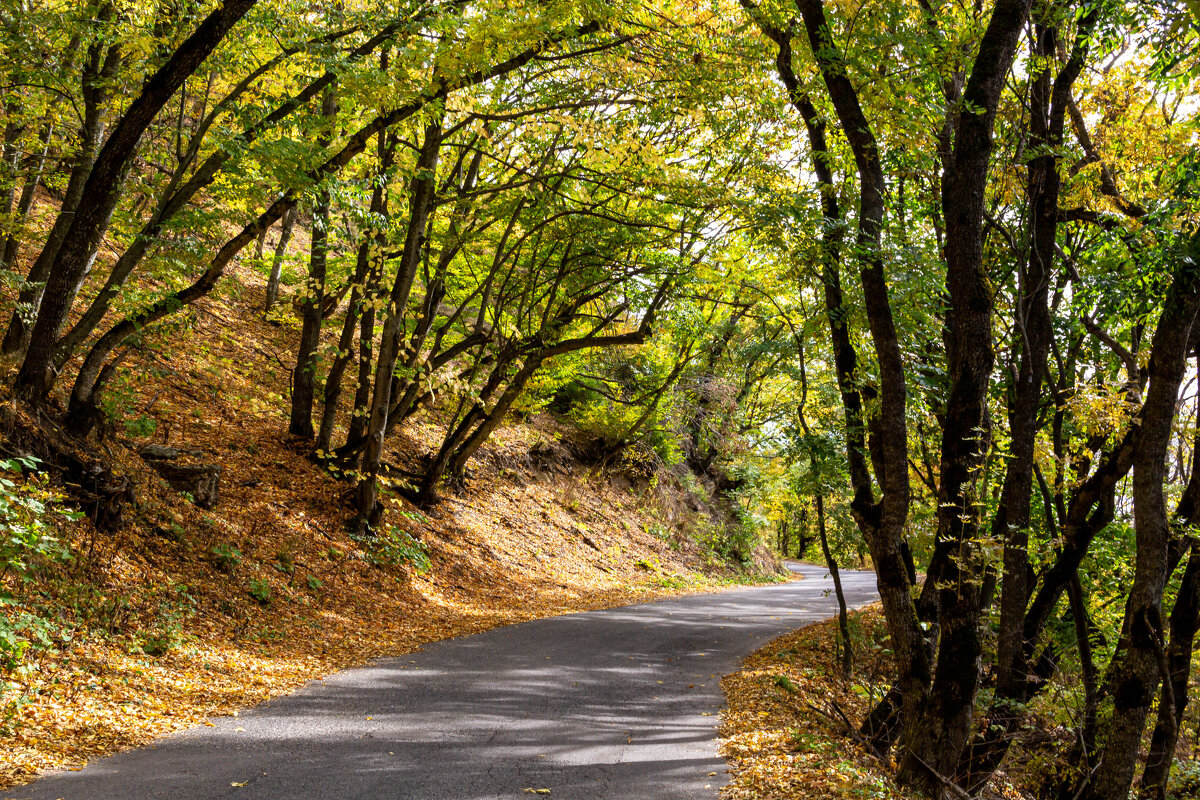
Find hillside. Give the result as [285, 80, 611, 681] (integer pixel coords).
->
[0, 237, 780, 790]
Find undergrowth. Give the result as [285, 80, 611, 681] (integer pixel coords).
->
[721, 606, 1200, 800]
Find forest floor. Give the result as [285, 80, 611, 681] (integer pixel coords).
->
[0, 221, 781, 791]
[719, 607, 1051, 800]
[719, 606, 914, 800]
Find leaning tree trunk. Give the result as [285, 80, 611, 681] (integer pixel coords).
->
[1, 36, 112, 356]
[745, 0, 928, 754]
[354, 116, 443, 529]
[14, 0, 259, 404]
[316, 127, 397, 455]
[413, 358, 510, 506]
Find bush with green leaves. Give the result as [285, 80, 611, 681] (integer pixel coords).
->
[134, 585, 197, 657]
[0, 458, 78, 732]
[1169, 759, 1200, 800]
[0, 457, 75, 579]
[247, 578, 272, 605]
[0, 458, 76, 673]
[210, 543, 243, 572]
[353, 525, 430, 572]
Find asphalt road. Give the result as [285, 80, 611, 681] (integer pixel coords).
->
[10, 563, 878, 800]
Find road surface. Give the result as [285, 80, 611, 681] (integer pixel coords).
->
[9, 563, 878, 800]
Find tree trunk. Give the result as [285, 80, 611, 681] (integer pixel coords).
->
[265, 205, 296, 312]
[14, 0, 259, 403]
[290, 83, 338, 439]
[894, 0, 1031, 790]
[355, 116, 444, 528]
[413, 359, 510, 506]
[315, 255, 369, 454]
[316, 125, 397, 455]
[1, 32, 114, 356]
[958, 8, 1096, 788]
[817, 494, 852, 680]
[792, 0, 929, 767]
[745, 0, 926, 755]
[1140, 539, 1200, 799]
[1082, 251, 1200, 800]
[1, 122, 53, 270]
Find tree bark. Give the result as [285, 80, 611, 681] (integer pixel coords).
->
[891, 0, 1031, 790]
[265, 205, 297, 311]
[317, 128, 395, 454]
[15, 0, 259, 403]
[1, 28, 117, 356]
[958, 7, 1096, 787]
[1140, 539, 1200, 799]
[1082, 249, 1200, 800]
[790, 0, 930, 765]
[290, 82, 339, 439]
[355, 116, 444, 527]
[1, 121, 54, 270]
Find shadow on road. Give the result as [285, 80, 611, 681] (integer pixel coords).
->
[11, 565, 878, 800]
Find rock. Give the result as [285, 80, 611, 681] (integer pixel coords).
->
[139, 444, 180, 460]
[139, 444, 222, 509]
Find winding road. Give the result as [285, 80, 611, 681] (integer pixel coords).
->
[10, 563, 878, 800]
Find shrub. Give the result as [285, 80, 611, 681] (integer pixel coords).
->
[0, 458, 76, 690]
[352, 525, 429, 572]
[135, 587, 196, 657]
[274, 549, 295, 575]
[0, 457, 75, 579]
[1170, 759, 1200, 800]
[247, 578, 272, 605]
[210, 543, 242, 572]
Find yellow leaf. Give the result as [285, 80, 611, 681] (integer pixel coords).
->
[231, 781, 247, 787]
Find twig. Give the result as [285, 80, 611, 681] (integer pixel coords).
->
[904, 750, 972, 800]
[802, 700, 891, 772]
